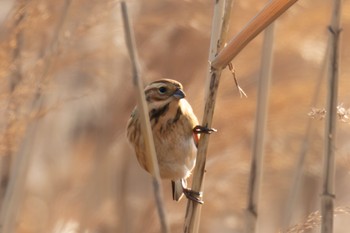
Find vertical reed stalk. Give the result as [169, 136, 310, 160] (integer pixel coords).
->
[321, 0, 342, 232]
[246, 22, 275, 233]
[183, 1, 233, 232]
[282, 42, 329, 230]
[120, 2, 170, 233]
[184, 0, 299, 232]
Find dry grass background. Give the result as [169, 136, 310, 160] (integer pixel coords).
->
[0, 0, 350, 232]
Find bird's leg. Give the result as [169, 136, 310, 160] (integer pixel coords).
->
[193, 125, 217, 134]
[181, 179, 204, 204]
[187, 126, 216, 204]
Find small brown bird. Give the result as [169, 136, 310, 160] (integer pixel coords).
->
[126, 79, 214, 203]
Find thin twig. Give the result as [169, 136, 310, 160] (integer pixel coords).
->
[211, 0, 298, 69]
[245, 21, 275, 233]
[120, 2, 170, 233]
[183, 1, 233, 232]
[282, 37, 329, 230]
[228, 63, 247, 98]
[321, 0, 342, 232]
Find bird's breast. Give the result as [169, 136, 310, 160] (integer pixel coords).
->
[150, 100, 198, 179]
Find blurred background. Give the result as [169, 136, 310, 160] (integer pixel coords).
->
[0, 0, 349, 232]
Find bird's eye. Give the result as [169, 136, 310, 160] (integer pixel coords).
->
[158, 87, 167, 94]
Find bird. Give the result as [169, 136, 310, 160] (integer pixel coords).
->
[126, 79, 215, 204]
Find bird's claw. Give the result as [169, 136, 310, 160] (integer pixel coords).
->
[183, 188, 204, 204]
[193, 125, 217, 134]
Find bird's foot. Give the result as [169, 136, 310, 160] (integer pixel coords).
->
[193, 125, 217, 134]
[183, 188, 204, 204]
[181, 179, 204, 204]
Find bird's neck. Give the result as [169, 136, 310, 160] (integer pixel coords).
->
[149, 100, 180, 127]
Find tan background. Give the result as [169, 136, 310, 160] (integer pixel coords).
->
[0, 0, 350, 232]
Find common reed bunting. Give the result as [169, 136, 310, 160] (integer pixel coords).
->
[126, 79, 215, 204]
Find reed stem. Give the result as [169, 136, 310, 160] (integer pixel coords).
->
[321, 0, 342, 232]
[121, 2, 170, 233]
[183, 1, 233, 232]
[246, 22, 275, 233]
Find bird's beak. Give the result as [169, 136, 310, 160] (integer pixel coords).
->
[173, 88, 186, 99]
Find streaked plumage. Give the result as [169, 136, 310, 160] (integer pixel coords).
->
[126, 79, 199, 201]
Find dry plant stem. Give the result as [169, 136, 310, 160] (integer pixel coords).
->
[211, 0, 298, 69]
[120, 2, 170, 233]
[183, 0, 233, 232]
[184, 70, 222, 233]
[282, 42, 329, 230]
[321, 0, 342, 233]
[245, 22, 275, 233]
[228, 63, 248, 98]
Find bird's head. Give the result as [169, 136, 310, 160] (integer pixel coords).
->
[145, 79, 186, 109]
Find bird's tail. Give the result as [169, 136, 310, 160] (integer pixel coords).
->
[171, 180, 184, 201]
